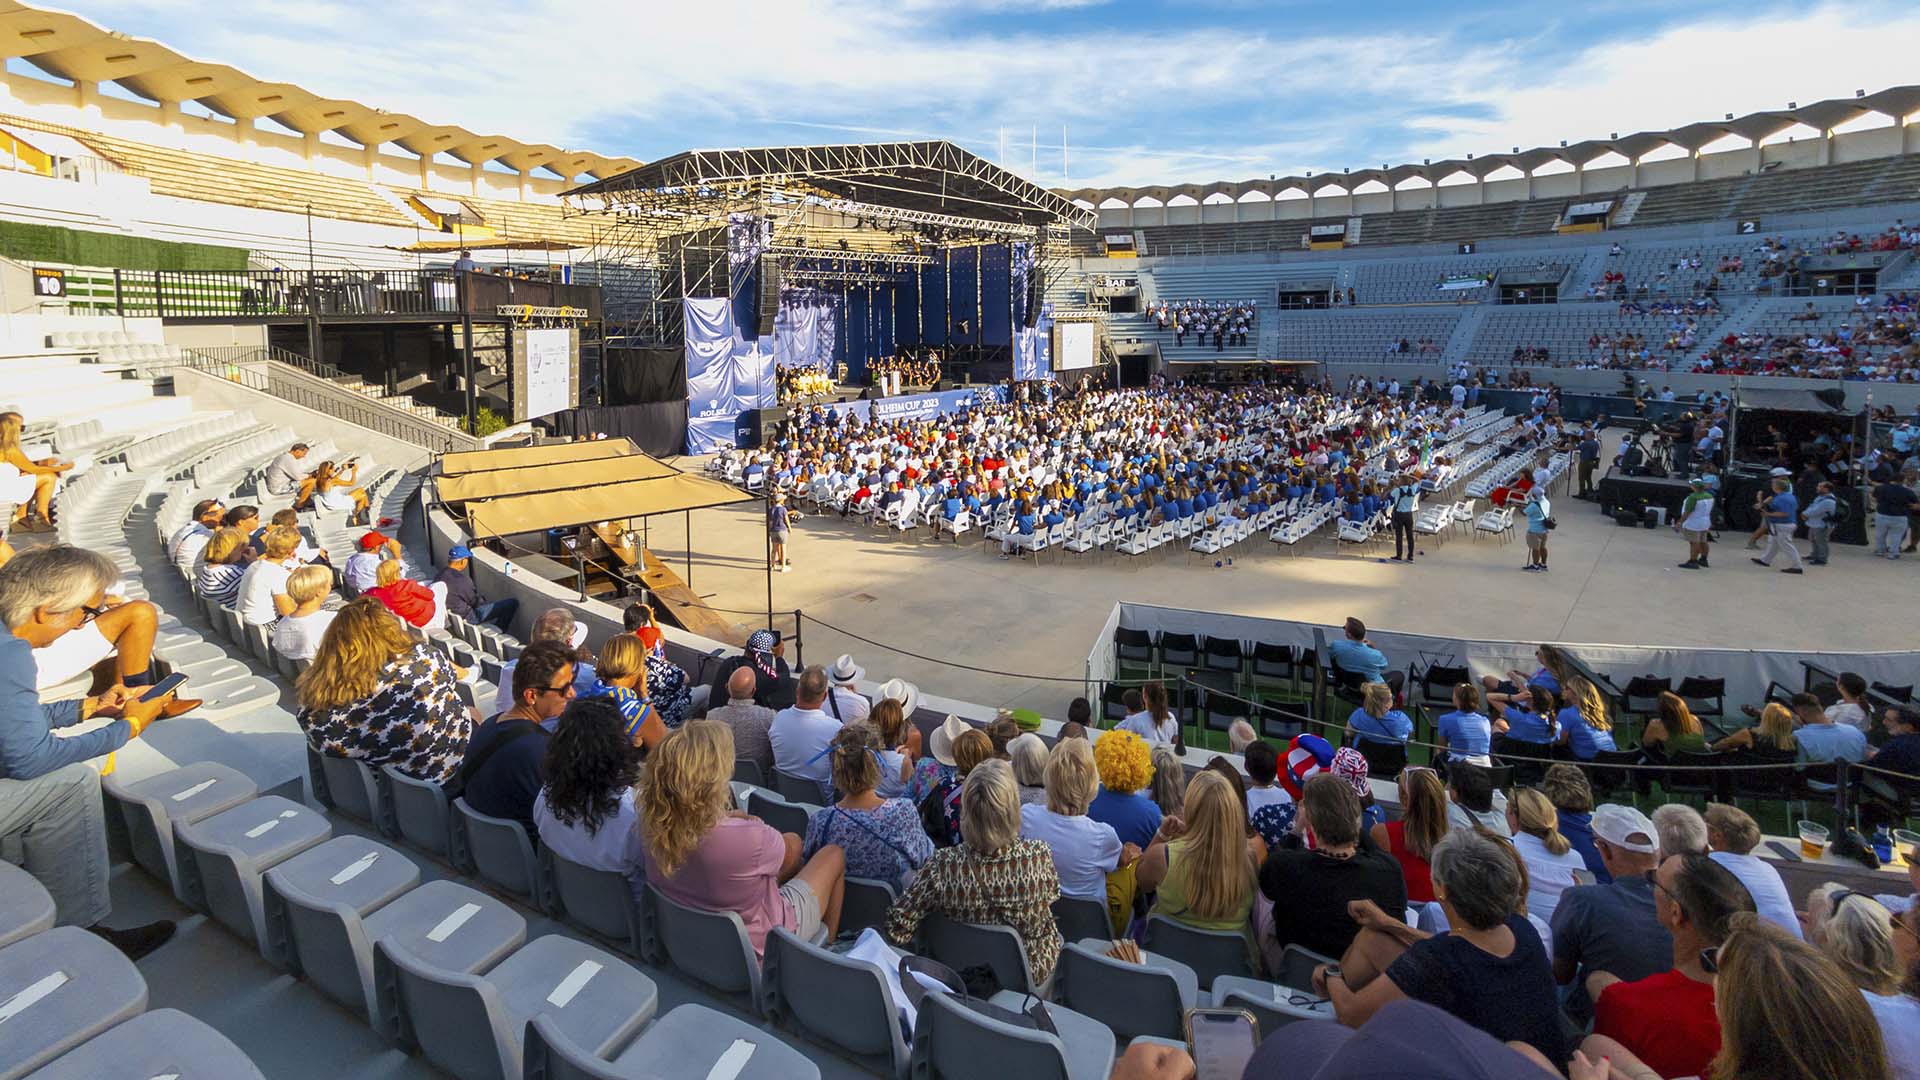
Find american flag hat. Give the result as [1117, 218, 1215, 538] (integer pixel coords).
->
[1281, 733, 1335, 799]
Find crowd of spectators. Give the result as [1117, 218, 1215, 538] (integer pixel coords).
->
[1149, 299, 1255, 349]
[1383, 337, 1443, 355]
[775, 363, 833, 402]
[867, 353, 940, 388]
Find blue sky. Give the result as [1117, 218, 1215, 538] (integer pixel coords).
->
[56, 0, 1920, 187]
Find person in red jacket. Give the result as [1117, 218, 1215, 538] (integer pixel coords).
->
[365, 558, 437, 627]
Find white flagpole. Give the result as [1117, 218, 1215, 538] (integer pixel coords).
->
[1063, 124, 1069, 184]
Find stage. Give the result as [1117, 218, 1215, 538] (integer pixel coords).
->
[1595, 466, 1693, 521]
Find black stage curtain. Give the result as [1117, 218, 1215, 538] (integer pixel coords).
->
[545, 403, 687, 457]
[605, 347, 686, 406]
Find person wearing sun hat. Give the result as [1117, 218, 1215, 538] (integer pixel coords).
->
[1330, 746, 1382, 832]
[343, 529, 400, 595]
[875, 676, 919, 724]
[824, 653, 869, 724]
[706, 627, 795, 710]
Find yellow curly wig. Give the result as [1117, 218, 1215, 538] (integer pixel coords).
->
[1093, 728, 1154, 794]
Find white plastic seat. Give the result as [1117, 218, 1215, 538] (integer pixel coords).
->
[103, 761, 258, 899]
[174, 794, 332, 952]
[21, 1007, 267, 1079]
[260, 835, 423, 1015]
[0, 926, 147, 1079]
[0, 861, 55, 951]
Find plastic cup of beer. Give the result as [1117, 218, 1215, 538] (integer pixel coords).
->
[1797, 820, 1830, 860]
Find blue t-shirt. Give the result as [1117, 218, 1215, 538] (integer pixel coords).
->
[1502, 705, 1557, 744]
[1557, 706, 1618, 760]
[1437, 710, 1492, 759]
[1768, 491, 1799, 526]
[1525, 499, 1549, 534]
[1795, 722, 1868, 767]
[1526, 668, 1561, 696]
[1348, 706, 1414, 744]
[1087, 787, 1163, 849]
[1327, 638, 1389, 684]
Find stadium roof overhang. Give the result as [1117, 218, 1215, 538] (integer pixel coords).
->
[1058, 84, 1920, 206]
[566, 141, 1097, 232]
[0, 1, 644, 180]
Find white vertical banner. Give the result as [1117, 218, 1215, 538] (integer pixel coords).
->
[523, 327, 572, 419]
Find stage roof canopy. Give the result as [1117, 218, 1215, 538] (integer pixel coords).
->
[465, 472, 753, 539]
[439, 440, 634, 476]
[565, 141, 1096, 231]
[439, 437, 753, 538]
[1734, 387, 1858, 414]
[436, 453, 679, 502]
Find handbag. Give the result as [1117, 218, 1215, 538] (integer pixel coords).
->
[895, 955, 1057, 1035]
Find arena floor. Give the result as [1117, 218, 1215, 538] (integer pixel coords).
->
[655, 436, 1909, 717]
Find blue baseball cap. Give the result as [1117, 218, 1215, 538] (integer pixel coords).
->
[448, 545, 472, 559]
[1244, 1000, 1547, 1079]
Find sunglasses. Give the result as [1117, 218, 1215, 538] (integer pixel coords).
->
[79, 603, 109, 625]
[538, 682, 577, 698]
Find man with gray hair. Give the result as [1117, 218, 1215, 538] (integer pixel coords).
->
[0, 545, 179, 959]
[1650, 803, 1708, 859]
[491, 607, 596, 715]
[706, 666, 776, 780]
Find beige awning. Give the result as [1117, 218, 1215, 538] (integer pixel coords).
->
[466, 472, 754, 538]
[436, 453, 680, 502]
[440, 439, 634, 476]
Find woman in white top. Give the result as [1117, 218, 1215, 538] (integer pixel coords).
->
[1017, 737, 1136, 901]
[1808, 883, 1920, 1080]
[532, 697, 645, 894]
[1504, 787, 1588, 926]
[1118, 680, 1183, 748]
[1703, 803, 1804, 938]
[270, 565, 338, 663]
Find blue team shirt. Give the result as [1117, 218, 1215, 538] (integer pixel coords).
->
[1348, 706, 1414, 744]
[1326, 638, 1390, 683]
[1437, 710, 1493, 759]
[1558, 706, 1618, 760]
[1768, 491, 1799, 526]
[1502, 705, 1557, 744]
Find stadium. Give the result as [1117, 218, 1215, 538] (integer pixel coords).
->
[0, 2, 1917, 1078]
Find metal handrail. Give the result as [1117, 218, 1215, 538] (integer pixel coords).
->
[177, 346, 478, 453]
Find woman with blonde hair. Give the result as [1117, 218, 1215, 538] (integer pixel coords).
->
[582, 633, 665, 753]
[887, 760, 1062, 989]
[1714, 701, 1800, 763]
[311, 458, 371, 524]
[295, 596, 471, 782]
[1346, 681, 1414, 750]
[1808, 883, 1904, 999]
[1008, 733, 1049, 805]
[1371, 766, 1447, 904]
[1504, 786, 1587, 924]
[195, 527, 254, 608]
[0, 410, 70, 533]
[641, 719, 845, 958]
[364, 557, 437, 628]
[270, 564, 337, 662]
[1020, 738, 1134, 903]
[1642, 691, 1708, 757]
[1555, 675, 1617, 760]
[1139, 771, 1258, 946]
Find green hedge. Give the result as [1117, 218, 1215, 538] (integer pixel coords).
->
[0, 221, 247, 271]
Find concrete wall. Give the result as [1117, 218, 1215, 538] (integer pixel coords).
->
[161, 323, 268, 350]
[168, 365, 434, 471]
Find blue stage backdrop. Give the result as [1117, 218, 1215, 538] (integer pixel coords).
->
[980, 243, 1012, 347]
[685, 296, 774, 454]
[949, 247, 979, 345]
[773, 288, 840, 369]
[1014, 302, 1054, 381]
[728, 214, 771, 339]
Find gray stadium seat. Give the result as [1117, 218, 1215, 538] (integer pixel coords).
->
[1141, 915, 1257, 990]
[1054, 938, 1197, 1041]
[103, 761, 258, 898]
[746, 790, 814, 839]
[22, 1007, 266, 1080]
[260, 834, 421, 1016]
[1273, 943, 1337, 994]
[174, 794, 332, 952]
[0, 862, 55, 951]
[910, 987, 1115, 1080]
[645, 883, 765, 1008]
[0, 926, 148, 1080]
[243, 621, 271, 663]
[732, 758, 767, 787]
[770, 768, 825, 804]
[317, 754, 394, 836]
[381, 764, 453, 858]
[365, 879, 529, 1043]
[762, 926, 911, 1077]
[525, 1003, 822, 1080]
[919, 912, 1044, 996]
[1207, 975, 1331, 1039]
[547, 851, 646, 957]
[450, 798, 555, 913]
[1051, 896, 1111, 944]
[383, 933, 655, 1080]
[840, 877, 896, 938]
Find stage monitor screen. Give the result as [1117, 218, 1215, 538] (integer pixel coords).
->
[1054, 321, 1096, 370]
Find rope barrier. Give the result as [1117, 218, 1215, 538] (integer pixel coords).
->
[798, 613, 1091, 684]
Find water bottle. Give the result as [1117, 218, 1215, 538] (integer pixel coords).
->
[1873, 826, 1894, 864]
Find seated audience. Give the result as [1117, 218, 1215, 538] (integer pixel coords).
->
[532, 697, 642, 892]
[804, 721, 932, 891]
[1020, 737, 1132, 904]
[865, 697, 920, 799]
[642, 720, 845, 958]
[168, 498, 224, 578]
[1481, 644, 1568, 708]
[1585, 852, 1755, 1080]
[1884, 906, 1920, 1078]
[1792, 689, 1869, 786]
[364, 559, 437, 628]
[1543, 764, 1608, 883]
[706, 628, 796, 711]
[1446, 763, 1509, 836]
[1118, 680, 1182, 746]
[1328, 617, 1399, 693]
[1242, 740, 1295, 846]
[1345, 681, 1413, 750]
[1712, 700, 1799, 762]
[0, 410, 70, 533]
[1139, 770, 1259, 955]
[886, 760, 1062, 990]
[1557, 675, 1619, 760]
[195, 527, 253, 608]
[1148, 744, 1187, 818]
[461, 643, 576, 832]
[1089, 728, 1163, 848]
[0, 545, 179, 958]
[706, 666, 776, 781]
[262, 442, 318, 505]
[1259, 773, 1407, 961]
[1642, 690, 1709, 756]
[1312, 829, 1568, 1063]
[1008, 733, 1048, 804]
[235, 527, 301, 627]
[1551, 803, 1671, 1022]
[1491, 685, 1559, 757]
[642, 643, 693, 731]
[269, 565, 337, 663]
[1807, 881, 1920, 1073]
[295, 596, 472, 784]
[343, 530, 400, 595]
[1651, 802, 1709, 858]
[920, 721, 993, 848]
[259, 508, 326, 565]
[770, 666, 838, 800]
[580, 633, 667, 754]
[1331, 747, 1381, 832]
[1372, 765, 1446, 904]
[823, 653, 870, 724]
[435, 544, 518, 632]
[1435, 682, 1493, 764]
[311, 459, 371, 524]
[624, 603, 664, 656]
[1507, 787, 1588, 925]
[492, 607, 599, 714]
[1702, 802, 1801, 937]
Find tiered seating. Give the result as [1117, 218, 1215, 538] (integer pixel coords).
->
[1268, 307, 1464, 364]
[1349, 254, 1563, 305]
[1465, 303, 1732, 367]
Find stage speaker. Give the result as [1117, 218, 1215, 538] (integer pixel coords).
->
[1025, 269, 1044, 327]
[736, 405, 788, 449]
[757, 256, 780, 338]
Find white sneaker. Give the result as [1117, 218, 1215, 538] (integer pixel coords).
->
[779, 565, 790, 573]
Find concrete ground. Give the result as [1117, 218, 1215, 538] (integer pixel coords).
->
[652, 436, 1912, 718]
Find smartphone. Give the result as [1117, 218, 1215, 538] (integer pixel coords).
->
[1186, 1008, 1259, 1080]
[1764, 839, 1803, 863]
[139, 672, 189, 703]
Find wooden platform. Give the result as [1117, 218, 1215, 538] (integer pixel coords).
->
[589, 522, 745, 646]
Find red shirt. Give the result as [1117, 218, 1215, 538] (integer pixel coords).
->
[367, 579, 437, 627]
[1383, 821, 1435, 903]
[1593, 968, 1719, 1080]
